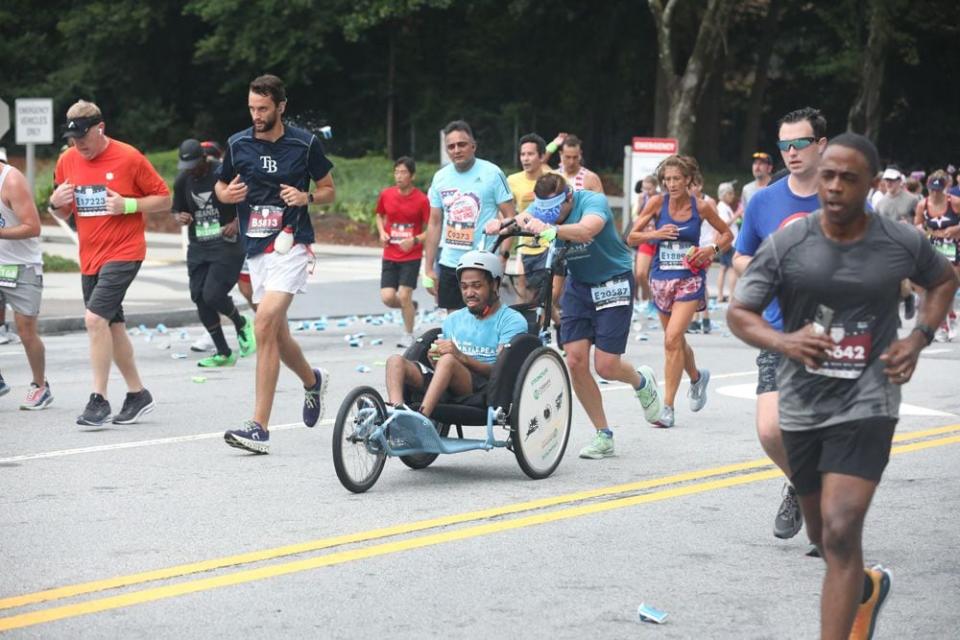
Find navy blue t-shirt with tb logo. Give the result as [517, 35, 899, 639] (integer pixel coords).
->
[218, 124, 333, 256]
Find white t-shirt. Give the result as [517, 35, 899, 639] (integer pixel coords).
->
[700, 200, 737, 246]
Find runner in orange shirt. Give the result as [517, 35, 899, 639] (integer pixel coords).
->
[48, 100, 172, 426]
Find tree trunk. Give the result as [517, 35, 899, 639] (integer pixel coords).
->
[740, 0, 781, 161]
[386, 30, 397, 158]
[649, 0, 735, 153]
[695, 57, 723, 165]
[847, 0, 889, 143]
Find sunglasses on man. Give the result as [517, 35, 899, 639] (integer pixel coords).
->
[777, 137, 817, 152]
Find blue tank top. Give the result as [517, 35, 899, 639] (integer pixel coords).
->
[651, 195, 703, 280]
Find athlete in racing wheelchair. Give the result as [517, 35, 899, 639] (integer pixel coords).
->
[332, 230, 572, 493]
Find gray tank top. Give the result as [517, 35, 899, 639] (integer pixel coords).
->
[0, 163, 43, 268]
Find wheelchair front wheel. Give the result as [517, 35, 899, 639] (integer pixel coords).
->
[332, 386, 388, 493]
[511, 347, 572, 479]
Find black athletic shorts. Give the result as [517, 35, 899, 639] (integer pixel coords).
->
[81, 260, 142, 324]
[381, 258, 421, 290]
[437, 264, 465, 311]
[781, 417, 898, 496]
[756, 349, 781, 394]
[187, 245, 245, 305]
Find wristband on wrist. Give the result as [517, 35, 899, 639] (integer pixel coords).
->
[124, 198, 138, 214]
[912, 323, 935, 346]
[546, 141, 559, 154]
[422, 275, 435, 288]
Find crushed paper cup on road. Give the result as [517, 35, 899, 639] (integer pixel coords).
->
[156, 323, 168, 334]
[637, 603, 668, 624]
[373, 360, 386, 366]
[349, 339, 363, 348]
[171, 353, 187, 359]
[356, 365, 371, 373]
[156, 341, 171, 350]
[191, 376, 207, 383]
[370, 338, 383, 346]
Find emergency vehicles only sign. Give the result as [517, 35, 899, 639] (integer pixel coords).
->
[16, 98, 54, 145]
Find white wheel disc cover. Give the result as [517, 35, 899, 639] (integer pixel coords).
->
[516, 353, 569, 474]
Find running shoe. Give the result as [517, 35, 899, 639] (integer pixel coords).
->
[686, 320, 702, 334]
[773, 482, 803, 539]
[654, 405, 675, 428]
[805, 544, 821, 558]
[687, 369, 710, 413]
[77, 393, 112, 426]
[237, 315, 256, 357]
[112, 389, 155, 425]
[0, 326, 19, 345]
[198, 352, 237, 368]
[646, 300, 656, 319]
[397, 333, 415, 349]
[702, 318, 712, 334]
[20, 381, 53, 410]
[303, 367, 330, 427]
[635, 365, 664, 424]
[0, 375, 9, 397]
[578, 431, 615, 459]
[190, 332, 215, 352]
[849, 565, 892, 640]
[224, 420, 270, 454]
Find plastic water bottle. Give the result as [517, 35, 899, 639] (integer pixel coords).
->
[274, 225, 295, 254]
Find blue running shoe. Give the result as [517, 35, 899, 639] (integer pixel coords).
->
[224, 420, 270, 454]
[303, 368, 330, 427]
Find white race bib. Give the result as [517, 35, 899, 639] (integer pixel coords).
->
[590, 277, 631, 311]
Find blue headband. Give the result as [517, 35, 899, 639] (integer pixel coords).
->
[531, 189, 568, 223]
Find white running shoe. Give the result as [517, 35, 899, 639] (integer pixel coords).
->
[397, 333, 415, 349]
[0, 326, 19, 345]
[190, 332, 216, 352]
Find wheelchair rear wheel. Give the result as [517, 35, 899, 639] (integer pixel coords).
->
[399, 422, 451, 469]
[333, 386, 388, 493]
[511, 347, 571, 479]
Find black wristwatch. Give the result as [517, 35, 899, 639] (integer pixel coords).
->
[912, 323, 936, 345]
[307, 192, 315, 204]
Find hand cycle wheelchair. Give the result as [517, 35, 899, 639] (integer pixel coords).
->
[332, 223, 573, 493]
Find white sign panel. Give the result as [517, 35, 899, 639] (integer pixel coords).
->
[15, 98, 54, 145]
[629, 137, 678, 201]
[0, 99, 9, 139]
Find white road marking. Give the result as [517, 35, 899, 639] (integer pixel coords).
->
[921, 348, 953, 355]
[0, 420, 332, 464]
[716, 383, 956, 417]
[598, 370, 756, 392]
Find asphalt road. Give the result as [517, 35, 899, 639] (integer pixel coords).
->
[1, 307, 958, 639]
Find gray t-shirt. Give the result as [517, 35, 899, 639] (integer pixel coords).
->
[741, 179, 765, 210]
[875, 190, 919, 223]
[734, 211, 949, 431]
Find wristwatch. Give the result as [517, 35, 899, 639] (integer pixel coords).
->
[307, 193, 315, 204]
[710, 243, 720, 254]
[912, 323, 936, 345]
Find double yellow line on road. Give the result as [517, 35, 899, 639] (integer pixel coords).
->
[3, 423, 959, 632]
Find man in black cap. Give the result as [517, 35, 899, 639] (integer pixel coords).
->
[173, 139, 255, 367]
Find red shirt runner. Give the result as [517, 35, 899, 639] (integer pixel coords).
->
[376, 186, 429, 263]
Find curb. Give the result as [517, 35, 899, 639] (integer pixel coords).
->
[37, 308, 205, 335]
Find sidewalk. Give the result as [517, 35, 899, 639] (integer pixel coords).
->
[31, 225, 385, 334]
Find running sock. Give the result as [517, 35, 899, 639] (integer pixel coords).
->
[228, 308, 245, 333]
[600, 428, 614, 438]
[861, 570, 874, 603]
[208, 326, 231, 356]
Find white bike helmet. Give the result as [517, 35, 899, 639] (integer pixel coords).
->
[456, 250, 503, 281]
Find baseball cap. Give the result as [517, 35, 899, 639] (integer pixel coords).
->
[881, 168, 902, 181]
[62, 116, 102, 139]
[929, 177, 946, 191]
[200, 140, 223, 159]
[178, 139, 203, 170]
[751, 152, 773, 164]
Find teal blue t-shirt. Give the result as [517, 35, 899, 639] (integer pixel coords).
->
[441, 304, 529, 365]
[428, 158, 513, 268]
[560, 191, 634, 284]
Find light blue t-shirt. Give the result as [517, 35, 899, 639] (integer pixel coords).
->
[428, 158, 513, 268]
[441, 304, 529, 365]
[560, 191, 634, 284]
[735, 177, 818, 331]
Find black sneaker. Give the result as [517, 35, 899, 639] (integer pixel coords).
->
[686, 320, 702, 334]
[702, 318, 712, 334]
[903, 293, 916, 320]
[112, 389, 155, 425]
[774, 483, 803, 539]
[77, 393, 112, 426]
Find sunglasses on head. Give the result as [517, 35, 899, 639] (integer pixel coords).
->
[777, 137, 816, 152]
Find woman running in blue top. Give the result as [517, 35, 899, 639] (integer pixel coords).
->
[628, 155, 733, 427]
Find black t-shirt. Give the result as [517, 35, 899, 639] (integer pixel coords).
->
[172, 160, 238, 249]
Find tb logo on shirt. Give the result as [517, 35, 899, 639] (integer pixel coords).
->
[260, 156, 277, 173]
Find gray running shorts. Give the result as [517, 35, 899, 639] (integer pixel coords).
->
[0, 265, 43, 317]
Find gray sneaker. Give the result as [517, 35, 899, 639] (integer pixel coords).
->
[687, 369, 710, 412]
[635, 365, 664, 424]
[774, 483, 803, 539]
[653, 405, 675, 428]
